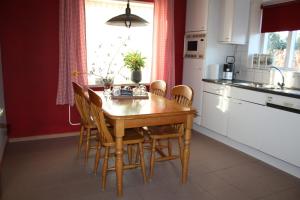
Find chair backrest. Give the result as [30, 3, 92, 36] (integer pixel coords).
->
[88, 89, 113, 144]
[171, 85, 194, 107]
[72, 82, 93, 126]
[150, 80, 167, 97]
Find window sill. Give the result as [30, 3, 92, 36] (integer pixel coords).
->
[88, 82, 150, 88]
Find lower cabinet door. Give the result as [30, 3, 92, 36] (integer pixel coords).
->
[260, 107, 300, 167]
[227, 99, 267, 150]
[202, 92, 229, 136]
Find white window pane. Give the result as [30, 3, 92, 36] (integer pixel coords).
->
[85, 0, 154, 85]
[266, 31, 288, 68]
[292, 30, 300, 70]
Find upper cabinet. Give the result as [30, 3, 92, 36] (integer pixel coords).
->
[219, 0, 250, 44]
[185, 0, 209, 31]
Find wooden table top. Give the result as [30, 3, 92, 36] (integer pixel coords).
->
[96, 92, 196, 120]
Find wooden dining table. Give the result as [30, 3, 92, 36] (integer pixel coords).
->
[95, 91, 196, 197]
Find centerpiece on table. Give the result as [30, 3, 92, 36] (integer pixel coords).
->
[101, 75, 114, 92]
[123, 51, 146, 84]
[72, 71, 114, 93]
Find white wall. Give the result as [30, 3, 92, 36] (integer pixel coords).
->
[0, 44, 7, 162]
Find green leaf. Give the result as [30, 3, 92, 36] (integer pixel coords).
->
[123, 51, 146, 71]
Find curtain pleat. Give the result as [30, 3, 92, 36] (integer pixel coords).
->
[152, 0, 175, 97]
[57, 0, 88, 105]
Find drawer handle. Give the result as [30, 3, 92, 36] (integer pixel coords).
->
[230, 100, 242, 105]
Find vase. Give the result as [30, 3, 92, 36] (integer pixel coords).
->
[102, 78, 113, 95]
[131, 70, 142, 84]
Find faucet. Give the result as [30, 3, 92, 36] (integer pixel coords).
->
[270, 66, 285, 89]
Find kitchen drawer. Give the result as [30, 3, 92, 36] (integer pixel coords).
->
[203, 82, 229, 96]
[230, 87, 266, 105]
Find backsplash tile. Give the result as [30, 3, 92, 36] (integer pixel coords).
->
[253, 70, 263, 83]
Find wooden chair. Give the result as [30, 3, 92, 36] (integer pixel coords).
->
[72, 82, 98, 163]
[150, 80, 167, 97]
[146, 85, 193, 178]
[143, 80, 167, 146]
[88, 89, 147, 190]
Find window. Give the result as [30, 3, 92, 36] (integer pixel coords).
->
[85, 0, 154, 85]
[292, 30, 300, 69]
[262, 30, 300, 70]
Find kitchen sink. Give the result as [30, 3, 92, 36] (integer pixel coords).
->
[232, 82, 281, 90]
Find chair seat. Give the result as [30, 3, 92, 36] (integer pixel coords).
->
[147, 125, 179, 139]
[103, 128, 144, 147]
[84, 123, 97, 129]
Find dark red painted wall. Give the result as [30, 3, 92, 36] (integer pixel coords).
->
[0, 0, 186, 138]
[0, 0, 80, 138]
[174, 0, 186, 85]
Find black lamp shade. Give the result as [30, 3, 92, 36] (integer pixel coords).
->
[106, 0, 148, 28]
[106, 14, 148, 27]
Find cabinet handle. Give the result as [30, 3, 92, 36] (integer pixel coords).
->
[230, 100, 242, 105]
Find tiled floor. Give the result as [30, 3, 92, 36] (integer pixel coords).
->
[1, 131, 300, 200]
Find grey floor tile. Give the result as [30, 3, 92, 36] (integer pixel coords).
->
[1, 132, 300, 200]
[258, 186, 300, 200]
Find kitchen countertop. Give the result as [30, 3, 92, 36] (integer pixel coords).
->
[202, 79, 300, 99]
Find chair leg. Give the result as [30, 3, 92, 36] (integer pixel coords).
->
[93, 142, 102, 174]
[178, 136, 183, 165]
[101, 147, 110, 191]
[167, 139, 172, 156]
[149, 138, 156, 179]
[127, 145, 132, 164]
[85, 128, 91, 164]
[135, 144, 140, 164]
[78, 125, 84, 155]
[138, 143, 147, 183]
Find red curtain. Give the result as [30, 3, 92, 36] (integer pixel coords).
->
[261, 1, 300, 33]
[152, 0, 175, 97]
[56, 0, 88, 105]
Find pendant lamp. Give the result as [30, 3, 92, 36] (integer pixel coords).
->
[106, 0, 149, 28]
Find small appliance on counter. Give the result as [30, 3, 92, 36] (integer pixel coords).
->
[204, 64, 221, 80]
[222, 56, 235, 80]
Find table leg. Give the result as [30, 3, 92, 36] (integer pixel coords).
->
[182, 114, 193, 184]
[115, 120, 125, 197]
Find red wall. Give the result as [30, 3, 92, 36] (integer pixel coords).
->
[174, 0, 186, 85]
[0, 0, 186, 138]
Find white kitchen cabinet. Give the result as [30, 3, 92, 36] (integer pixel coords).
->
[227, 99, 267, 150]
[202, 92, 229, 135]
[260, 107, 300, 167]
[219, 0, 250, 44]
[186, 0, 209, 31]
[202, 82, 300, 168]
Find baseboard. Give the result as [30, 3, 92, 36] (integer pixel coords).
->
[193, 124, 300, 179]
[9, 132, 80, 143]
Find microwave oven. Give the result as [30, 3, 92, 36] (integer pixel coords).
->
[184, 31, 206, 59]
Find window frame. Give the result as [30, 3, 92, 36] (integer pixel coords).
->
[85, 0, 154, 86]
[261, 30, 300, 71]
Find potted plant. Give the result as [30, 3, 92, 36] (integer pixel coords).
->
[124, 51, 146, 83]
